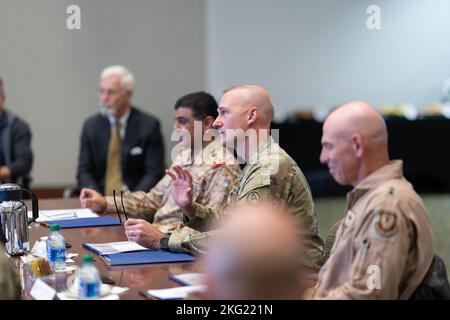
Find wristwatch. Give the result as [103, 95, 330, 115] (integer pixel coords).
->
[160, 233, 172, 251]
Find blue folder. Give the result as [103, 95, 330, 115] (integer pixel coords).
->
[168, 274, 192, 286]
[41, 216, 122, 229]
[102, 251, 194, 266]
[81, 243, 107, 256]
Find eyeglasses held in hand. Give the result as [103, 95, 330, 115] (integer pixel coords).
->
[113, 190, 129, 223]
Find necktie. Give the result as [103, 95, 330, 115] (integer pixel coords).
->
[105, 122, 124, 195]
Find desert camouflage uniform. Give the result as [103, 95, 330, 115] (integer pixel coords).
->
[168, 137, 325, 270]
[105, 142, 240, 233]
[313, 160, 434, 299]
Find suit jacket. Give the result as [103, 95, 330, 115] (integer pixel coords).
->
[77, 106, 165, 194]
[0, 110, 33, 184]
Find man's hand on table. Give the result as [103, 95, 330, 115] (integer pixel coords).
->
[124, 219, 164, 249]
[79, 188, 106, 213]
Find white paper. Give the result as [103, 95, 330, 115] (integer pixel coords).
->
[31, 240, 47, 258]
[55, 265, 78, 273]
[30, 279, 57, 300]
[28, 208, 98, 222]
[31, 240, 78, 264]
[85, 241, 149, 255]
[67, 253, 78, 259]
[59, 277, 128, 300]
[57, 293, 120, 300]
[110, 287, 130, 295]
[170, 273, 206, 286]
[147, 285, 206, 300]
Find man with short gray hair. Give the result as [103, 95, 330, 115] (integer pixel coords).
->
[202, 201, 307, 300]
[77, 65, 165, 195]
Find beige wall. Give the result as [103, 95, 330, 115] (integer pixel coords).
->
[0, 0, 206, 186]
[206, 0, 450, 120]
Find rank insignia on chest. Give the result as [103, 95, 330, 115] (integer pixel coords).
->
[211, 161, 225, 169]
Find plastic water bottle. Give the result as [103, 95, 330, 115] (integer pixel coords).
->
[46, 224, 66, 272]
[79, 254, 101, 299]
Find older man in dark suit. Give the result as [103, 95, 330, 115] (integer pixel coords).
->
[0, 77, 33, 186]
[77, 65, 164, 195]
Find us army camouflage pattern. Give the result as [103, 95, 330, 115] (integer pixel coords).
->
[313, 160, 434, 299]
[168, 137, 325, 270]
[0, 245, 21, 300]
[105, 141, 241, 233]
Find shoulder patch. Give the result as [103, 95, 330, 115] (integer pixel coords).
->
[246, 191, 262, 204]
[374, 211, 398, 238]
[238, 172, 270, 199]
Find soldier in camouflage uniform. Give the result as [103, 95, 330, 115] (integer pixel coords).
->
[125, 85, 325, 273]
[310, 101, 434, 299]
[81, 92, 240, 233]
[168, 136, 324, 270]
[106, 142, 238, 233]
[0, 244, 21, 300]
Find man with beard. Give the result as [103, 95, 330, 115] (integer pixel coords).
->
[80, 92, 240, 233]
[123, 85, 325, 279]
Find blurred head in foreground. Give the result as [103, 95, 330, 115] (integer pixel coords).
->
[202, 201, 305, 300]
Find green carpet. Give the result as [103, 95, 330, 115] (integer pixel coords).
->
[315, 194, 450, 277]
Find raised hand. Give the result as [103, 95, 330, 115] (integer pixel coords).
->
[166, 165, 195, 217]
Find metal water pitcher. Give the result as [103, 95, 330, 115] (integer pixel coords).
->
[0, 183, 39, 256]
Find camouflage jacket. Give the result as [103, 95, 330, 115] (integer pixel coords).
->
[168, 136, 325, 270]
[105, 141, 241, 233]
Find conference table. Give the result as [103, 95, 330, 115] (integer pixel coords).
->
[14, 198, 196, 300]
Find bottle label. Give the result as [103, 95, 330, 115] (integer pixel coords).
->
[80, 282, 99, 298]
[49, 247, 66, 263]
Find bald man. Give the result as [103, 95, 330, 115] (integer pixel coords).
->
[202, 202, 306, 300]
[311, 101, 434, 299]
[124, 85, 325, 275]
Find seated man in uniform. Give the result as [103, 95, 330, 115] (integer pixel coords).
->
[202, 201, 307, 300]
[123, 85, 325, 276]
[311, 101, 434, 299]
[80, 92, 240, 233]
[0, 77, 33, 185]
[77, 65, 165, 195]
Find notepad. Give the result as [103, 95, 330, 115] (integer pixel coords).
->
[169, 273, 206, 286]
[83, 241, 149, 255]
[102, 250, 195, 266]
[147, 285, 206, 300]
[28, 208, 98, 222]
[40, 216, 122, 228]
